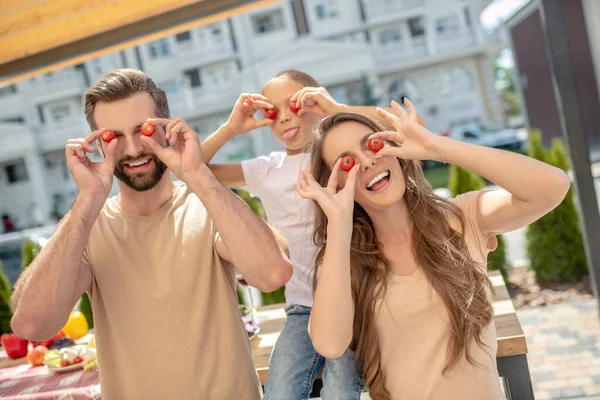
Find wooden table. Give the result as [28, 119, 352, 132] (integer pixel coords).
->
[251, 270, 534, 400]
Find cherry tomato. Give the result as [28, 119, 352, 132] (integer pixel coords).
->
[74, 356, 83, 364]
[101, 130, 116, 143]
[265, 109, 277, 120]
[61, 360, 71, 367]
[289, 101, 301, 114]
[368, 137, 384, 153]
[340, 155, 355, 171]
[141, 122, 155, 136]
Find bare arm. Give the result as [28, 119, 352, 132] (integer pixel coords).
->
[308, 221, 354, 358]
[441, 137, 570, 235]
[374, 99, 571, 237]
[188, 164, 292, 292]
[10, 128, 117, 341]
[202, 93, 272, 164]
[291, 87, 425, 129]
[208, 164, 246, 188]
[296, 160, 359, 358]
[201, 124, 236, 165]
[11, 196, 101, 340]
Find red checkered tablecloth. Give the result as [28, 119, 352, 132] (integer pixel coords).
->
[0, 361, 100, 400]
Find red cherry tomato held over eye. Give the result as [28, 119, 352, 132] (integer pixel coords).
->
[368, 137, 384, 153]
[340, 155, 355, 172]
[101, 130, 116, 143]
[265, 109, 278, 120]
[141, 122, 155, 136]
[289, 101, 301, 114]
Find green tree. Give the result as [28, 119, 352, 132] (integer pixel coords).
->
[21, 239, 41, 270]
[78, 293, 94, 329]
[448, 165, 508, 281]
[233, 188, 286, 305]
[525, 131, 587, 282]
[0, 260, 13, 335]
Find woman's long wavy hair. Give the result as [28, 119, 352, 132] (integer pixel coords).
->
[308, 112, 494, 400]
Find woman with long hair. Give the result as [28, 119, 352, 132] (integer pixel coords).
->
[296, 99, 570, 399]
[201, 70, 420, 399]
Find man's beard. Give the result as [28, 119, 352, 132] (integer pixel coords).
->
[114, 154, 168, 192]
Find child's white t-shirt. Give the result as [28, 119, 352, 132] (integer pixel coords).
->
[241, 152, 319, 308]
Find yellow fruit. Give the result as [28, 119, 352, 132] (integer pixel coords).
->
[62, 311, 88, 340]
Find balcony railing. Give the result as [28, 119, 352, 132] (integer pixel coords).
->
[362, 0, 425, 21]
[374, 36, 429, 65]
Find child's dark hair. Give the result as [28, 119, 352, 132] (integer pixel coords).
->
[275, 69, 320, 87]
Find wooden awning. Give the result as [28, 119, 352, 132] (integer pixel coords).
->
[0, 0, 276, 86]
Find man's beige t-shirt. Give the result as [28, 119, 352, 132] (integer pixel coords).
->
[374, 191, 506, 400]
[82, 182, 262, 400]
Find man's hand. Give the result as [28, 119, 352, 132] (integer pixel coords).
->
[141, 117, 204, 183]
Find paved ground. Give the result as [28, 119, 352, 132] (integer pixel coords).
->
[519, 299, 600, 399]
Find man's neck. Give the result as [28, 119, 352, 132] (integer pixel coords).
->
[118, 174, 176, 216]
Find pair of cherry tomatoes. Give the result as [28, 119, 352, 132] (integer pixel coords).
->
[340, 138, 384, 171]
[101, 122, 155, 143]
[265, 100, 302, 120]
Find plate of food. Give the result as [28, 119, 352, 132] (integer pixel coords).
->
[44, 345, 96, 373]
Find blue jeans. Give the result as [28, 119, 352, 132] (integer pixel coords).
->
[263, 304, 363, 400]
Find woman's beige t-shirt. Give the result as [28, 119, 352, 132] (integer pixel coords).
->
[374, 191, 506, 400]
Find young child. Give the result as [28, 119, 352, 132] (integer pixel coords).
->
[201, 70, 420, 399]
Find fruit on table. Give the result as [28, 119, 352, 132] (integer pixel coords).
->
[1, 333, 28, 359]
[48, 337, 75, 350]
[61, 311, 88, 340]
[340, 155, 356, 171]
[368, 137, 384, 153]
[27, 345, 48, 367]
[101, 130, 116, 143]
[61, 360, 70, 367]
[32, 330, 65, 348]
[265, 109, 277, 120]
[141, 122, 155, 136]
[289, 101, 300, 114]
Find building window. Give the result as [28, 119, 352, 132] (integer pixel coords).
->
[315, 0, 339, 20]
[436, 14, 461, 36]
[91, 59, 103, 74]
[408, 17, 425, 37]
[184, 68, 202, 88]
[158, 80, 178, 97]
[379, 28, 402, 45]
[5, 160, 28, 184]
[148, 38, 171, 59]
[0, 84, 17, 97]
[49, 104, 71, 123]
[441, 66, 475, 93]
[175, 31, 191, 42]
[463, 7, 472, 27]
[251, 10, 285, 34]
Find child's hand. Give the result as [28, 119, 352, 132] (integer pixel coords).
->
[290, 87, 341, 117]
[225, 93, 274, 136]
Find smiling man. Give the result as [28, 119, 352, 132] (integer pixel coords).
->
[10, 69, 292, 400]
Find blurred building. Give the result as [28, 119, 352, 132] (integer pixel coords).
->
[503, 0, 600, 147]
[0, 0, 505, 229]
